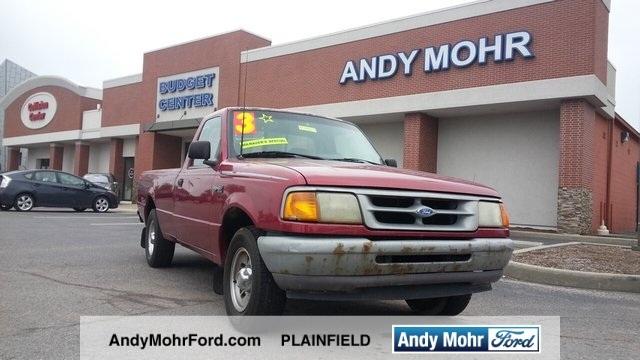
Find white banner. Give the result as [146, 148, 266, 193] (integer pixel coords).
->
[81, 316, 560, 359]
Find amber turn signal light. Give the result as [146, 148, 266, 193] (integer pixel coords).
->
[500, 203, 510, 228]
[283, 192, 318, 222]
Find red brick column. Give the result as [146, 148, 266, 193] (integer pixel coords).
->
[134, 132, 182, 180]
[73, 142, 90, 176]
[6, 148, 21, 171]
[49, 144, 64, 170]
[109, 138, 124, 185]
[403, 112, 438, 172]
[557, 99, 596, 234]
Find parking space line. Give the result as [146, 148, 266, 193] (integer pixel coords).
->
[90, 223, 143, 226]
[35, 216, 139, 219]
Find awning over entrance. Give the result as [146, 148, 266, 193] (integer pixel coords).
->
[144, 118, 201, 132]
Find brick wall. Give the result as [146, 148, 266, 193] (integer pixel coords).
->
[557, 99, 596, 234]
[242, 0, 609, 108]
[403, 113, 438, 172]
[49, 144, 64, 170]
[102, 31, 270, 129]
[609, 120, 640, 233]
[4, 85, 101, 138]
[109, 138, 124, 187]
[73, 142, 90, 176]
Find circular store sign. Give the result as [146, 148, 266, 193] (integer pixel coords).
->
[20, 92, 58, 129]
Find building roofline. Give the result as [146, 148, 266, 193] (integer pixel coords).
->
[144, 29, 271, 55]
[0, 75, 102, 111]
[103, 73, 142, 89]
[615, 113, 640, 139]
[240, 0, 555, 63]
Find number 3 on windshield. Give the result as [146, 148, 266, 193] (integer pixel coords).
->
[233, 112, 256, 135]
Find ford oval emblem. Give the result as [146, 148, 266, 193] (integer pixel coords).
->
[416, 206, 436, 218]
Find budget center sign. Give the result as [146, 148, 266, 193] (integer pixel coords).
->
[156, 67, 220, 122]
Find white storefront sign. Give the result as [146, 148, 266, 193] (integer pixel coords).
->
[156, 67, 219, 122]
[20, 92, 57, 129]
[339, 31, 534, 84]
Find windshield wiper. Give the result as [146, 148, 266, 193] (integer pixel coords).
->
[240, 151, 325, 160]
[330, 157, 380, 165]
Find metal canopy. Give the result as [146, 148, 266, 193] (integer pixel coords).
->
[144, 118, 201, 132]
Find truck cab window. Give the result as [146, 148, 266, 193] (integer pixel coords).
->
[193, 117, 221, 167]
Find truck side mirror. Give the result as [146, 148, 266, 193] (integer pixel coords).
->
[384, 159, 397, 167]
[188, 141, 211, 160]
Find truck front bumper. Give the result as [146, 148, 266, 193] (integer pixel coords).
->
[257, 236, 513, 300]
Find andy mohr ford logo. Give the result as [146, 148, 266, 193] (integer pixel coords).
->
[393, 325, 541, 353]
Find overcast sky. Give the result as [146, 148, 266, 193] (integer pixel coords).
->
[1, 0, 638, 128]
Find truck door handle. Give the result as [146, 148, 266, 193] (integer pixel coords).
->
[177, 179, 184, 187]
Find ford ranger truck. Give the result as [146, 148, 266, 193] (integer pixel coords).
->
[137, 107, 513, 316]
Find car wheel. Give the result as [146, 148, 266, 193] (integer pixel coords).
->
[144, 209, 175, 267]
[223, 226, 286, 316]
[14, 193, 34, 212]
[92, 196, 110, 213]
[0, 204, 11, 211]
[73, 207, 87, 212]
[406, 294, 472, 316]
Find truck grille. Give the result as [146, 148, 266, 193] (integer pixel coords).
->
[356, 189, 481, 231]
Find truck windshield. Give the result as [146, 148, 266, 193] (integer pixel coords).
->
[228, 110, 383, 164]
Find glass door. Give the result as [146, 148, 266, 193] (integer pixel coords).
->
[122, 157, 135, 201]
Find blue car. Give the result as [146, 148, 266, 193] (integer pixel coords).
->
[0, 170, 119, 212]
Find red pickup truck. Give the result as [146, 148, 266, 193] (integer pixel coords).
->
[137, 107, 513, 316]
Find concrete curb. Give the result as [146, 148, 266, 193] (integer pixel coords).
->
[505, 243, 640, 293]
[510, 230, 636, 247]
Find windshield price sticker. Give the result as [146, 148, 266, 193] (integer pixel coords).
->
[298, 125, 317, 133]
[242, 137, 289, 149]
[233, 111, 257, 135]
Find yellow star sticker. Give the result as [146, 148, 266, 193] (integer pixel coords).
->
[259, 113, 274, 123]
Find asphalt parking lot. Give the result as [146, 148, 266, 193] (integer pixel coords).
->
[1, 209, 639, 359]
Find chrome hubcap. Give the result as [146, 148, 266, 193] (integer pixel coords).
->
[230, 247, 252, 312]
[95, 198, 109, 212]
[147, 219, 156, 255]
[17, 195, 33, 211]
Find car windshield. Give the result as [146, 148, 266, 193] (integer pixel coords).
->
[228, 110, 383, 164]
[84, 174, 109, 184]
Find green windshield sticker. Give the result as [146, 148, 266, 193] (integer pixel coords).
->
[298, 125, 317, 133]
[242, 137, 288, 149]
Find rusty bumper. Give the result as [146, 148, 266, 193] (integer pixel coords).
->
[257, 236, 513, 295]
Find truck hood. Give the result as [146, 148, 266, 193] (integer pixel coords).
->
[252, 159, 499, 198]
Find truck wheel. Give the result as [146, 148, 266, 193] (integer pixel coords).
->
[144, 209, 175, 268]
[223, 227, 286, 315]
[406, 294, 472, 316]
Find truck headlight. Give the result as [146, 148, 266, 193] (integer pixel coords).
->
[478, 201, 510, 228]
[283, 192, 362, 224]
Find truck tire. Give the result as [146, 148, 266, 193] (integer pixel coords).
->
[223, 227, 286, 316]
[406, 294, 472, 316]
[144, 209, 175, 268]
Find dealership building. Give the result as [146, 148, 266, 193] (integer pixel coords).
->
[1, 0, 638, 234]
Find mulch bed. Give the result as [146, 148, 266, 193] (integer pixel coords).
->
[512, 243, 640, 275]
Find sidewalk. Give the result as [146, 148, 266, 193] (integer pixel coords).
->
[114, 201, 137, 213]
[510, 229, 637, 247]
